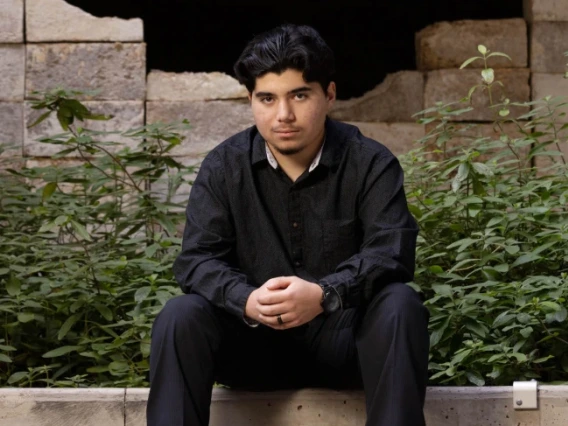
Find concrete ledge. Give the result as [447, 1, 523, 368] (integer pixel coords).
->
[1, 386, 567, 425]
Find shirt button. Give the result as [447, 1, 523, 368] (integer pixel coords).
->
[295, 261, 301, 267]
[292, 222, 299, 228]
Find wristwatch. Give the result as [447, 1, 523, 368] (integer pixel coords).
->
[319, 283, 342, 314]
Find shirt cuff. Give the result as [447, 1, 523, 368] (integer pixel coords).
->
[319, 270, 353, 308]
[243, 315, 260, 327]
[224, 281, 257, 319]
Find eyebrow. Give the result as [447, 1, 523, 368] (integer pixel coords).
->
[254, 86, 313, 98]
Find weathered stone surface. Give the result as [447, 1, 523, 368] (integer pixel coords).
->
[424, 69, 530, 121]
[147, 71, 248, 101]
[24, 101, 145, 157]
[126, 388, 367, 426]
[416, 19, 527, 70]
[531, 22, 568, 73]
[345, 122, 425, 157]
[540, 386, 568, 426]
[0, 44, 25, 101]
[532, 73, 568, 101]
[0, 102, 22, 157]
[3, 386, 568, 425]
[26, 43, 146, 100]
[531, 73, 568, 125]
[425, 387, 541, 426]
[330, 71, 424, 122]
[146, 101, 254, 157]
[26, 0, 143, 42]
[524, 0, 568, 22]
[0, 388, 124, 426]
[0, 0, 23, 42]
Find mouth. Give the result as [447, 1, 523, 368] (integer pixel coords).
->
[274, 129, 300, 137]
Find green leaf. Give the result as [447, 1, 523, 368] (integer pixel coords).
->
[7, 372, 28, 385]
[533, 355, 554, 364]
[17, 313, 35, 323]
[58, 314, 80, 340]
[42, 182, 57, 202]
[6, 274, 21, 297]
[87, 366, 110, 373]
[94, 303, 113, 322]
[70, 220, 92, 242]
[42, 345, 84, 358]
[460, 56, 483, 69]
[520, 327, 533, 338]
[466, 371, 485, 386]
[56, 108, 71, 131]
[472, 162, 493, 177]
[478, 45, 487, 54]
[0, 353, 12, 363]
[481, 68, 495, 84]
[432, 284, 452, 296]
[511, 253, 542, 268]
[0, 344, 16, 352]
[486, 52, 512, 61]
[27, 111, 52, 128]
[510, 353, 528, 363]
[428, 265, 443, 274]
[134, 286, 152, 304]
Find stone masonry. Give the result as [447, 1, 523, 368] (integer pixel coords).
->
[0, 0, 567, 171]
[26, 0, 143, 42]
[416, 18, 528, 70]
[0, 0, 23, 43]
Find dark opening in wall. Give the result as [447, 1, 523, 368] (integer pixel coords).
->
[66, 0, 523, 99]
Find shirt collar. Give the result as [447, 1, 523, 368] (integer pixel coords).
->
[264, 138, 325, 173]
[251, 118, 346, 170]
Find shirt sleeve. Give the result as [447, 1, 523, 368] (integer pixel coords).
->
[173, 150, 257, 320]
[318, 153, 418, 309]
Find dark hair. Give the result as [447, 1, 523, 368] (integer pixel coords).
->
[233, 24, 335, 94]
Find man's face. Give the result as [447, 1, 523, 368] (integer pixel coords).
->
[249, 69, 336, 156]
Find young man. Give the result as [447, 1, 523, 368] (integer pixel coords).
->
[147, 24, 430, 426]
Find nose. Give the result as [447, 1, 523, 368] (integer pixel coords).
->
[276, 99, 295, 122]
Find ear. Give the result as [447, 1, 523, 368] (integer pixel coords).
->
[326, 82, 336, 107]
[247, 92, 252, 103]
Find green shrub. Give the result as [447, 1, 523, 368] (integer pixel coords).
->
[0, 89, 194, 387]
[403, 46, 568, 385]
[1, 46, 567, 388]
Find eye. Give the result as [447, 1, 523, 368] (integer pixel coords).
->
[295, 93, 307, 100]
[260, 96, 274, 104]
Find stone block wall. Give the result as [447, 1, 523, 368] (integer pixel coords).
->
[1, 0, 567, 173]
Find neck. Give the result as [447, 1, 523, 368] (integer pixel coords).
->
[270, 131, 324, 182]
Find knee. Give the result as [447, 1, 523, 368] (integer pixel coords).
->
[367, 283, 429, 326]
[154, 294, 215, 329]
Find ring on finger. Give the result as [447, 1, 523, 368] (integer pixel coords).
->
[277, 314, 284, 325]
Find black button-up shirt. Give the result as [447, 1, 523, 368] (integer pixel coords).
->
[173, 118, 418, 319]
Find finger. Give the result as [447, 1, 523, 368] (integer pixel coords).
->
[259, 312, 295, 328]
[257, 302, 288, 316]
[257, 289, 289, 305]
[265, 276, 292, 290]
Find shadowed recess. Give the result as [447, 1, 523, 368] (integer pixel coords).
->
[65, 0, 523, 99]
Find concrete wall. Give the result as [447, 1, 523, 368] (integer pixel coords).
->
[1, 0, 567, 169]
[0, 386, 567, 426]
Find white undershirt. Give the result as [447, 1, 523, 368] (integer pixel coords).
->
[264, 139, 325, 174]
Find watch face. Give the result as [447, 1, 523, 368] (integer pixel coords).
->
[322, 291, 341, 313]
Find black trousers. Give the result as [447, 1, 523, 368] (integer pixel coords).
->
[146, 282, 430, 426]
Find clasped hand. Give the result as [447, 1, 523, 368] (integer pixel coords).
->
[245, 276, 323, 330]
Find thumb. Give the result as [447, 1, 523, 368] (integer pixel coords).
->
[266, 276, 292, 290]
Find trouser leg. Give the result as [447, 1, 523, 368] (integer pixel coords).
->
[304, 282, 429, 426]
[146, 294, 228, 426]
[146, 293, 310, 426]
[357, 283, 430, 426]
